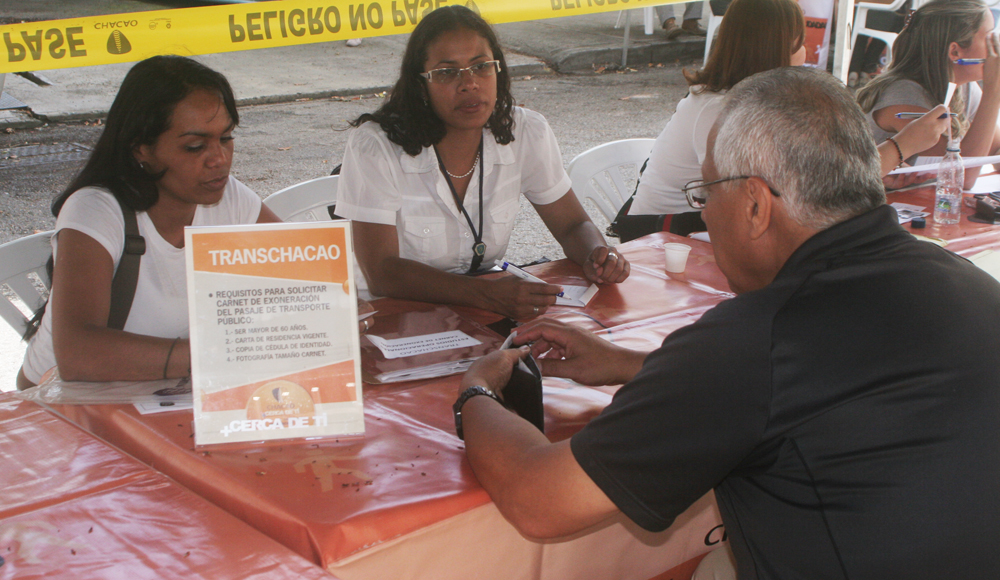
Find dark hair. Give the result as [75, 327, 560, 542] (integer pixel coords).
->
[350, 6, 514, 156]
[857, 0, 986, 138]
[684, 0, 805, 93]
[52, 55, 239, 217]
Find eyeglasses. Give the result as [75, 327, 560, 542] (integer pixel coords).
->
[420, 60, 501, 84]
[682, 176, 782, 209]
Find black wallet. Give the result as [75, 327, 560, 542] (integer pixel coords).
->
[500, 350, 545, 434]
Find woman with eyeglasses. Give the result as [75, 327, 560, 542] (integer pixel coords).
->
[336, 6, 629, 320]
[622, 0, 806, 240]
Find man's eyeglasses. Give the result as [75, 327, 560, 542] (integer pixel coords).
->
[421, 60, 502, 84]
[682, 176, 781, 209]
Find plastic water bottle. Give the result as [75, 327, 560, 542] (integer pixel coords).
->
[934, 139, 963, 225]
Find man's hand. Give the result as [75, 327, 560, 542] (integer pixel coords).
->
[512, 319, 647, 386]
[583, 246, 630, 284]
[461, 346, 531, 400]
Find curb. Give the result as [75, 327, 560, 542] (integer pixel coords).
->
[549, 38, 705, 72]
[0, 61, 554, 128]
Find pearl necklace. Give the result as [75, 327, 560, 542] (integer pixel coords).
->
[443, 151, 480, 180]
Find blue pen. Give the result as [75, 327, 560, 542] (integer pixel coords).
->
[895, 112, 957, 119]
[956, 58, 985, 65]
[498, 261, 564, 296]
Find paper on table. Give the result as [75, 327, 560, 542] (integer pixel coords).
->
[359, 304, 503, 384]
[966, 173, 1000, 194]
[888, 155, 1000, 175]
[15, 371, 194, 406]
[366, 330, 482, 359]
[690, 232, 711, 243]
[555, 284, 599, 307]
[891, 202, 929, 224]
[134, 399, 194, 414]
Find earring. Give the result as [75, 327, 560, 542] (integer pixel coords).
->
[138, 161, 149, 172]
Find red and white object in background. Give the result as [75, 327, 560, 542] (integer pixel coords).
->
[799, 0, 836, 69]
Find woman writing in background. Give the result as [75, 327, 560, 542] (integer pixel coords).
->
[17, 56, 280, 390]
[858, 0, 1000, 189]
[337, 6, 629, 321]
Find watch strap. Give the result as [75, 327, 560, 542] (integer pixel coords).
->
[453, 385, 501, 440]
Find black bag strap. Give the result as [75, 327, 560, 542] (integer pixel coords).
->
[107, 200, 145, 330]
[22, 197, 146, 341]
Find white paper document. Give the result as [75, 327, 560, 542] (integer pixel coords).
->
[965, 173, 1000, 194]
[134, 399, 194, 415]
[366, 330, 482, 359]
[891, 202, 929, 224]
[555, 284, 599, 307]
[888, 155, 1000, 175]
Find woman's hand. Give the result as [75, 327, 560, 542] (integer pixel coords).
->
[882, 171, 936, 190]
[486, 275, 562, 320]
[583, 246, 630, 284]
[896, 105, 951, 158]
[357, 298, 375, 334]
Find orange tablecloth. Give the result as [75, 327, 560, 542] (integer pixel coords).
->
[888, 188, 1000, 256]
[47, 232, 729, 579]
[0, 394, 335, 579]
[37, 215, 1000, 578]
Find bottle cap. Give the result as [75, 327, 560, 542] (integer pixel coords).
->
[911, 217, 926, 228]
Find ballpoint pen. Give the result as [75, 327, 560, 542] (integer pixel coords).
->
[497, 261, 564, 296]
[895, 112, 957, 119]
[956, 58, 986, 65]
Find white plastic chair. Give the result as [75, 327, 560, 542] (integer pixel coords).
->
[264, 175, 339, 222]
[567, 139, 656, 222]
[614, 7, 657, 36]
[0, 231, 53, 338]
[851, 0, 909, 70]
[703, 3, 725, 65]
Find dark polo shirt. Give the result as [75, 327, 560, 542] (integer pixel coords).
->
[573, 205, 1000, 579]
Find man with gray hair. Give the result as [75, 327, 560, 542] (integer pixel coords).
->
[455, 67, 1000, 578]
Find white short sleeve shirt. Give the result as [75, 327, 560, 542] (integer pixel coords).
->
[336, 107, 572, 296]
[21, 177, 262, 383]
[630, 89, 727, 216]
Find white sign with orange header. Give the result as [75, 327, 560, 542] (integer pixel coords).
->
[184, 221, 364, 446]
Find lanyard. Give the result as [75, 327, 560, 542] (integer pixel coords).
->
[435, 136, 486, 274]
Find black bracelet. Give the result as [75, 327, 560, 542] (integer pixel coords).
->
[163, 337, 180, 380]
[453, 385, 502, 440]
[886, 136, 905, 168]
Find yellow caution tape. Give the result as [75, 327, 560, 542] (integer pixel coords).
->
[0, 0, 683, 74]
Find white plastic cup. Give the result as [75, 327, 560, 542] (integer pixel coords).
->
[663, 243, 692, 273]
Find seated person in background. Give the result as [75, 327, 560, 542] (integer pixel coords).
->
[624, 0, 805, 239]
[17, 56, 281, 390]
[455, 68, 1000, 578]
[336, 6, 629, 320]
[858, 0, 1000, 189]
